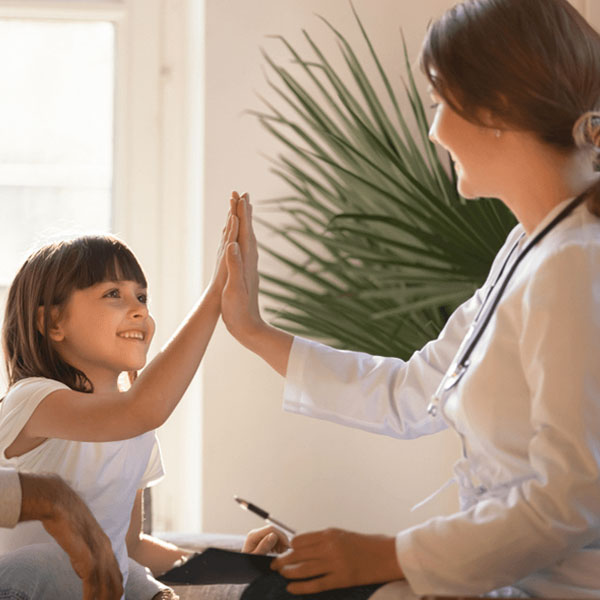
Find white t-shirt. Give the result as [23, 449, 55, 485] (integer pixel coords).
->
[0, 377, 164, 589]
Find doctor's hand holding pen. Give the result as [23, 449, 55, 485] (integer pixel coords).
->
[221, 192, 405, 594]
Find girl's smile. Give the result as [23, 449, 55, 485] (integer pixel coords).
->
[117, 330, 146, 340]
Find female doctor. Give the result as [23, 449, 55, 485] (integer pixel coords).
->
[222, 0, 600, 597]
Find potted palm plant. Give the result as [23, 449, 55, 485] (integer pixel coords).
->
[253, 5, 516, 359]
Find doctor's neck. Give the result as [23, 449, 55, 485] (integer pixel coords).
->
[497, 140, 599, 235]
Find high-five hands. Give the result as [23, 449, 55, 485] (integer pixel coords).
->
[221, 190, 293, 376]
[221, 191, 263, 341]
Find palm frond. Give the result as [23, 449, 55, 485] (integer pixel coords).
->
[255, 4, 516, 359]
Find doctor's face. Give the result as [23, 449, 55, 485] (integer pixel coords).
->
[428, 91, 505, 200]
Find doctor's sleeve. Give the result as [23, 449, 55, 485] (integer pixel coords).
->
[283, 285, 484, 440]
[394, 243, 600, 596]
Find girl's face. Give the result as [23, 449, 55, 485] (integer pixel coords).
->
[49, 279, 155, 390]
[428, 91, 506, 199]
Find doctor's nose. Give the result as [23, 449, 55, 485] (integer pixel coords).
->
[428, 123, 439, 145]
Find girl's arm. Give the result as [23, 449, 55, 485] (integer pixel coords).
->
[126, 489, 191, 576]
[18, 196, 240, 443]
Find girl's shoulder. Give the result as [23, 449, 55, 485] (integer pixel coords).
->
[0, 378, 70, 464]
[2, 377, 69, 415]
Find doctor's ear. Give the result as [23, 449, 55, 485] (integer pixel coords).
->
[477, 103, 508, 132]
[36, 305, 64, 342]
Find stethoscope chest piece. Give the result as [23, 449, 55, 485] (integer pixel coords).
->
[428, 359, 470, 416]
[443, 360, 470, 392]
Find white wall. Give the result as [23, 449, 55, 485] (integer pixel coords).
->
[200, 0, 462, 536]
[198, 0, 599, 537]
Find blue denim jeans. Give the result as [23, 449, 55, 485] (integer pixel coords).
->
[0, 543, 169, 599]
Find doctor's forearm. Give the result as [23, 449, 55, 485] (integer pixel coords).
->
[243, 322, 294, 377]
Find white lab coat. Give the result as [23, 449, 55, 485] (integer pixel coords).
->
[283, 198, 600, 598]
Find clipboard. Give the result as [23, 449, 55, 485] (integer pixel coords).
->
[158, 547, 274, 585]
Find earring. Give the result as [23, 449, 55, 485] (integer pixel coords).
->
[495, 129, 502, 138]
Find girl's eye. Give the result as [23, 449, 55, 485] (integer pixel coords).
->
[430, 102, 440, 110]
[104, 289, 120, 298]
[137, 294, 148, 304]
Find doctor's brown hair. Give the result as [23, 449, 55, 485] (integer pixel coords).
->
[420, 0, 600, 214]
[2, 235, 147, 393]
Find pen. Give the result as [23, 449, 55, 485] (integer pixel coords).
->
[234, 495, 296, 537]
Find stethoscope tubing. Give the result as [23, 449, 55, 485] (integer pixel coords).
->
[427, 190, 589, 417]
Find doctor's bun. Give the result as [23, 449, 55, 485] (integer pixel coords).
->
[573, 111, 600, 217]
[573, 111, 600, 170]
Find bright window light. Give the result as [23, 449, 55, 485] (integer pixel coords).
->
[0, 19, 115, 286]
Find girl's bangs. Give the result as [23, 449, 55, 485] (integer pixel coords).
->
[72, 237, 147, 290]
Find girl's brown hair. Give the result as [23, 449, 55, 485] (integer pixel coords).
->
[420, 0, 600, 215]
[3, 235, 147, 393]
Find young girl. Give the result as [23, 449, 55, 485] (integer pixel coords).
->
[222, 0, 600, 598]
[0, 197, 241, 599]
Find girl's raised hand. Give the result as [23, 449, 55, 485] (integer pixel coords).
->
[208, 194, 240, 300]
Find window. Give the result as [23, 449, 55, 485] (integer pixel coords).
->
[0, 0, 203, 532]
[0, 19, 114, 287]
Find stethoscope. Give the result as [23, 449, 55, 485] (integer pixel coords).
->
[426, 190, 589, 417]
